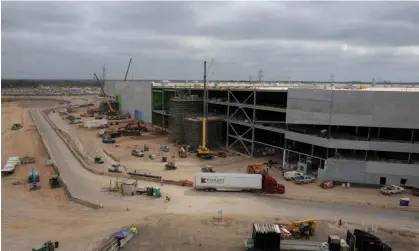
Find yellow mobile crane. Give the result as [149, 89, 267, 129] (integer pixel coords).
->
[93, 73, 117, 115]
[197, 60, 214, 159]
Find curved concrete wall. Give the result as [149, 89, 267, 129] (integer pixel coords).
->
[286, 89, 419, 129]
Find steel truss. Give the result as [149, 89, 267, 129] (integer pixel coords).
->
[226, 90, 256, 156]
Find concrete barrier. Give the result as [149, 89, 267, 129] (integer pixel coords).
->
[29, 110, 101, 209]
[103, 149, 120, 162]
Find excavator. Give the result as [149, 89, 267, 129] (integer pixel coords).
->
[93, 73, 118, 115]
[196, 60, 214, 160]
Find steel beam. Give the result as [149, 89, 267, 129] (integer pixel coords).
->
[251, 90, 256, 156]
[229, 91, 254, 123]
[227, 123, 252, 156]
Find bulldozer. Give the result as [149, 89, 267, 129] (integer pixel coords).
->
[11, 123, 22, 130]
[288, 219, 316, 239]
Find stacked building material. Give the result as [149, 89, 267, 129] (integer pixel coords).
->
[252, 223, 281, 251]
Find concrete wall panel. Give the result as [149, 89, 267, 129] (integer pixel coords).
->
[285, 131, 419, 153]
[287, 88, 332, 101]
[322, 158, 419, 186]
[285, 131, 329, 147]
[104, 81, 152, 123]
[286, 110, 331, 125]
[286, 89, 419, 129]
[329, 139, 370, 150]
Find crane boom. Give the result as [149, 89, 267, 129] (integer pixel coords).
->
[93, 73, 107, 97]
[124, 58, 132, 81]
[94, 73, 115, 113]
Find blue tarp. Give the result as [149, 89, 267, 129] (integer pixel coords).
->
[112, 230, 131, 239]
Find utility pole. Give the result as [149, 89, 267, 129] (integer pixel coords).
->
[249, 76, 252, 83]
[101, 64, 106, 81]
[258, 69, 264, 83]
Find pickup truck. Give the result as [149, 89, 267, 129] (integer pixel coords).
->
[381, 185, 404, 195]
[294, 175, 316, 184]
[284, 171, 304, 181]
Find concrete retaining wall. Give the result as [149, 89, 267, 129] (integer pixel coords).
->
[103, 149, 120, 162]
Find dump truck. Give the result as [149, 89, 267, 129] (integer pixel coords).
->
[194, 173, 285, 194]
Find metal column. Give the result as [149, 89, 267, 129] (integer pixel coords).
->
[251, 90, 256, 156]
[225, 90, 230, 149]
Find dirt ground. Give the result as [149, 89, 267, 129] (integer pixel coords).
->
[122, 214, 419, 251]
[49, 106, 419, 211]
[2, 98, 419, 251]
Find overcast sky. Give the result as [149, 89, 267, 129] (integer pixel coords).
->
[2, 1, 419, 81]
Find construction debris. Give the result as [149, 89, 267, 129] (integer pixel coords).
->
[21, 156, 36, 164]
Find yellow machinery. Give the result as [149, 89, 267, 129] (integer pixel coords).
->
[197, 60, 214, 159]
[288, 219, 317, 238]
[93, 73, 117, 114]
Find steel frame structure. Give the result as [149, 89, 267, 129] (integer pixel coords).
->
[225, 90, 257, 156]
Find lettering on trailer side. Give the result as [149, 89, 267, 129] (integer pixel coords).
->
[201, 177, 225, 184]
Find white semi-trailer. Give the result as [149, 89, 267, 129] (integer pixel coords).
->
[195, 173, 262, 192]
[194, 172, 285, 194]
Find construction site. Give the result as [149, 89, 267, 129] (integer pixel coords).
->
[2, 82, 419, 251]
[2, 60, 419, 250]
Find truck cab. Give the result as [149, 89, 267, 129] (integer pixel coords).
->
[262, 175, 285, 194]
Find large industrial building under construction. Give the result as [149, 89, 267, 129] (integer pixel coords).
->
[105, 80, 419, 187]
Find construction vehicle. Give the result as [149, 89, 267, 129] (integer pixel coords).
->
[93, 73, 118, 115]
[165, 161, 177, 170]
[94, 156, 105, 164]
[247, 163, 266, 174]
[178, 147, 187, 158]
[160, 145, 170, 152]
[49, 175, 61, 189]
[28, 168, 40, 191]
[201, 165, 215, 173]
[11, 123, 22, 130]
[197, 61, 213, 160]
[28, 168, 40, 183]
[32, 240, 59, 251]
[102, 136, 116, 144]
[320, 180, 334, 189]
[132, 149, 144, 157]
[108, 164, 128, 173]
[288, 219, 317, 239]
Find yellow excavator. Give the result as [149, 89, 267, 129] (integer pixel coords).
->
[197, 60, 214, 159]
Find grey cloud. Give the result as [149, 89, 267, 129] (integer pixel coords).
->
[1, 1, 419, 81]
